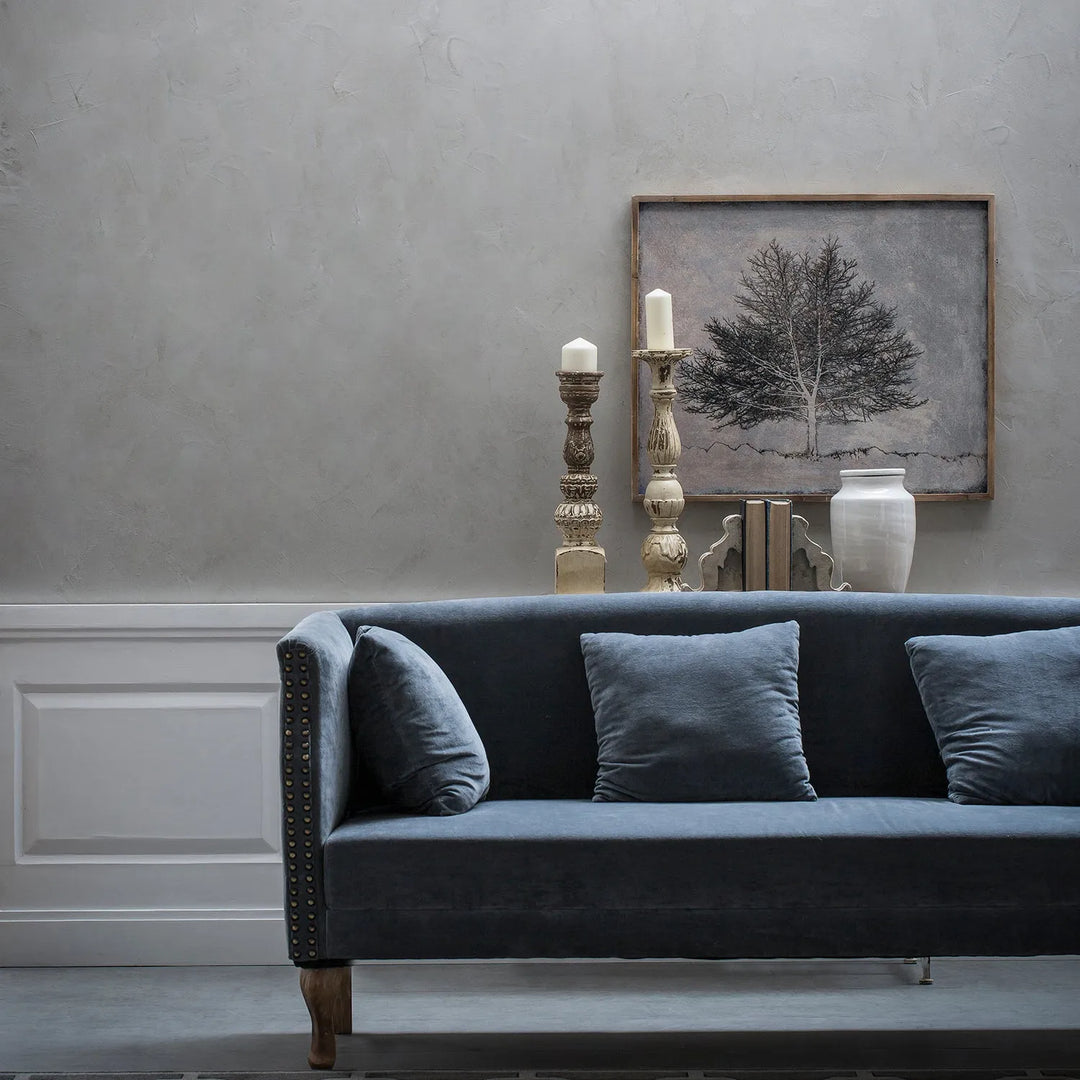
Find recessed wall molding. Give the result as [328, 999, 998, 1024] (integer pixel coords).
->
[0, 602, 347, 965]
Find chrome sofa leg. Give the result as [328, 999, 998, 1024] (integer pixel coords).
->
[300, 965, 351, 1069]
[903, 956, 933, 983]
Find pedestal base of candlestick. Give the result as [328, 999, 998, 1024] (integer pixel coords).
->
[640, 530, 688, 592]
[555, 545, 606, 595]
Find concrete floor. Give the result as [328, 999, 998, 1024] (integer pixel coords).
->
[1, 958, 1079, 1074]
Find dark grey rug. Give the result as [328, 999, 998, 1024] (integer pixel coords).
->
[8, 1070, 1080, 1080]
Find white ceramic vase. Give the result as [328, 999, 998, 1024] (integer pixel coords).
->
[829, 468, 916, 592]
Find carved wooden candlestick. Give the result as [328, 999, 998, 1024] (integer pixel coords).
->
[635, 348, 693, 591]
[554, 370, 606, 594]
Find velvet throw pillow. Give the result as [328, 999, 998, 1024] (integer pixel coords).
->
[580, 621, 816, 803]
[906, 625, 1080, 805]
[348, 626, 490, 815]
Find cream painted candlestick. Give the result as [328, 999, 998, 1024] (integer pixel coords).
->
[636, 348, 692, 591]
[554, 370, 606, 594]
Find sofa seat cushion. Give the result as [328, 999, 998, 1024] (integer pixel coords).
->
[322, 797, 1080, 960]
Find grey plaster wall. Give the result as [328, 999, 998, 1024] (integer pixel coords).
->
[1, 1, 1078, 602]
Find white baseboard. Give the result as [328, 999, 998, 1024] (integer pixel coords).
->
[0, 908, 291, 966]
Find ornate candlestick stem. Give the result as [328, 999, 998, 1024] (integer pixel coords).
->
[635, 348, 693, 591]
[554, 370, 606, 594]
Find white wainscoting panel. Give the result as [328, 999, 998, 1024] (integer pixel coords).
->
[0, 603, 343, 965]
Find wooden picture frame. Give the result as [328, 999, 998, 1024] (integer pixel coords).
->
[631, 195, 995, 502]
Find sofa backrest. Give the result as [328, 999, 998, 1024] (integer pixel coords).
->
[337, 590, 1080, 801]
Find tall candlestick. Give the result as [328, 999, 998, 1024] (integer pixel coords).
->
[554, 367, 606, 594]
[561, 337, 598, 372]
[636, 347, 692, 591]
[645, 289, 674, 350]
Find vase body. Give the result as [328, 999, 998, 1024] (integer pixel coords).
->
[829, 469, 916, 592]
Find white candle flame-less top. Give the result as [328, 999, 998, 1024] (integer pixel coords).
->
[561, 337, 598, 371]
[645, 288, 674, 350]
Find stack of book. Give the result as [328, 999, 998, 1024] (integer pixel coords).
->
[741, 499, 792, 591]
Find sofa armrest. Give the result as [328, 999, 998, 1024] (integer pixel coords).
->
[277, 610, 354, 964]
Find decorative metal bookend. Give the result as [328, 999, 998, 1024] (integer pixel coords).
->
[692, 513, 744, 592]
[635, 348, 693, 592]
[792, 515, 850, 592]
[554, 370, 606, 594]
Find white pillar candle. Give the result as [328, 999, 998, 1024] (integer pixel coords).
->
[561, 337, 598, 372]
[645, 288, 674, 350]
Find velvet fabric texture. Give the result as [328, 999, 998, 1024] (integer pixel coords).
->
[348, 626, 489, 815]
[907, 625, 1080, 805]
[282, 592, 1080, 967]
[580, 622, 815, 802]
[322, 797, 1080, 960]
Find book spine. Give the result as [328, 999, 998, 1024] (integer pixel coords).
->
[743, 499, 767, 591]
[766, 499, 792, 591]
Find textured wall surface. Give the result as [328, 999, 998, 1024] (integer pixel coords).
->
[1, 1, 1078, 601]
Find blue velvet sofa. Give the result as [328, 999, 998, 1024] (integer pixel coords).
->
[276, 590, 1080, 1068]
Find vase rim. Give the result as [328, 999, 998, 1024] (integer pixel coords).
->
[839, 468, 906, 477]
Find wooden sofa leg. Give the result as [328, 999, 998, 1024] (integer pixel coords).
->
[300, 965, 351, 1069]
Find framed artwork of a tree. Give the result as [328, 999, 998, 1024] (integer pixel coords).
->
[631, 195, 995, 501]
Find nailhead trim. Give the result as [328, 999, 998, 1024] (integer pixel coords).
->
[281, 645, 318, 963]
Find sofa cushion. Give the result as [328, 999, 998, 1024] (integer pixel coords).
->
[907, 625, 1080, 805]
[347, 626, 490, 815]
[322, 797, 1080, 959]
[580, 622, 815, 802]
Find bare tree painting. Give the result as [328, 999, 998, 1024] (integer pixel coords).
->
[632, 196, 994, 499]
[679, 237, 926, 459]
